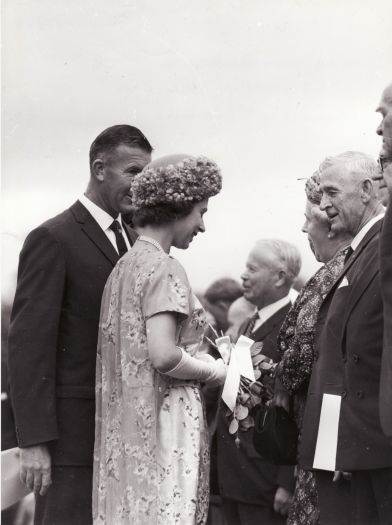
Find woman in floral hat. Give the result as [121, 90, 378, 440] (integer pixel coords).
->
[93, 154, 227, 525]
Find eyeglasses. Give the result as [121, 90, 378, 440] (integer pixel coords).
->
[378, 156, 392, 173]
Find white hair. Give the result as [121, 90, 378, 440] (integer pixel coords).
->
[318, 151, 379, 182]
[254, 239, 302, 286]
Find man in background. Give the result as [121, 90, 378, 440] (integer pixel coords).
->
[8, 125, 152, 524]
[204, 277, 243, 335]
[216, 239, 301, 525]
[375, 83, 392, 439]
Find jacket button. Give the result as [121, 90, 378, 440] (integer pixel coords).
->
[356, 390, 364, 399]
[353, 354, 359, 363]
[341, 391, 347, 399]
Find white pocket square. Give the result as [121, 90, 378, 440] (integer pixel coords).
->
[337, 276, 349, 289]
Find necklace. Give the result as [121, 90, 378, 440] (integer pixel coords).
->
[139, 235, 165, 253]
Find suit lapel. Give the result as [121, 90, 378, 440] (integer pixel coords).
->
[70, 201, 119, 266]
[243, 303, 291, 342]
[339, 221, 382, 331]
[323, 220, 382, 305]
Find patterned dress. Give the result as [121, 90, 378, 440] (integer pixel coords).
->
[93, 238, 210, 525]
[276, 247, 348, 525]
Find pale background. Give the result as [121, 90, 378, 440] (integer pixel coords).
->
[2, 0, 391, 303]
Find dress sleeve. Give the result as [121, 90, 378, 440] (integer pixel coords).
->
[141, 255, 191, 320]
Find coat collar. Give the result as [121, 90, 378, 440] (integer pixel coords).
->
[69, 201, 138, 266]
[239, 302, 291, 342]
[339, 220, 382, 334]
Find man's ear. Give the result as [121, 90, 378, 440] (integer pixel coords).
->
[91, 158, 105, 182]
[361, 179, 373, 203]
[275, 270, 287, 288]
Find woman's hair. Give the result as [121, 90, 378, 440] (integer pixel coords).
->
[131, 155, 222, 227]
[132, 201, 197, 227]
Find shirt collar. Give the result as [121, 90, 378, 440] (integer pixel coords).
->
[79, 194, 120, 232]
[351, 212, 385, 251]
[255, 294, 291, 325]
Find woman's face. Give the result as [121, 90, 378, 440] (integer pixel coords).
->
[302, 200, 331, 263]
[171, 198, 209, 249]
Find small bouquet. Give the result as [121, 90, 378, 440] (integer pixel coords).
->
[226, 341, 276, 444]
[206, 327, 277, 446]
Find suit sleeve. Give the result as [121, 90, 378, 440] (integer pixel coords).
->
[379, 196, 392, 436]
[8, 226, 66, 447]
[277, 465, 295, 493]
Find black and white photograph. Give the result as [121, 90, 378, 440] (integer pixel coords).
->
[2, 1, 392, 524]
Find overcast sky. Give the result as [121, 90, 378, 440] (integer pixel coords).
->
[2, 0, 391, 302]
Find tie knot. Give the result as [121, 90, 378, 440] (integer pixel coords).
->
[243, 311, 259, 338]
[110, 220, 122, 233]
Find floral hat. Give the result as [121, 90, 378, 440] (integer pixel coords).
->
[131, 154, 222, 210]
[305, 172, 322, 205]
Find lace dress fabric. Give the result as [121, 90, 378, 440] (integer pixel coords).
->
[93, 239, 210, 524]
[276, 248, 348, 525]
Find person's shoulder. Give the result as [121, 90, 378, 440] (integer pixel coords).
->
[32, 208, 74, 232]
[146, 250, 189, 284]
[20, 206, 80, 257]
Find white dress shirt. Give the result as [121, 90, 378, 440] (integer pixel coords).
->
[351, 212, 385, 251]
[252, 294, 291, 333]
[78, 194, 131, 253]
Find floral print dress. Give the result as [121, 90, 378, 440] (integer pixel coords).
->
[93, 238, 210, 525]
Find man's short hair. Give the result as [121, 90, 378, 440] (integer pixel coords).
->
[204, 278, 243, 305]
[256, 239, 302, 286]
[318, 151, 379, 181]
[89, 124, 153, 170]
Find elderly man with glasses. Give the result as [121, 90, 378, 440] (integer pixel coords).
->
[374, 84, 392, 442]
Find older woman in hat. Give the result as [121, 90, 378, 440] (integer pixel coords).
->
[273, 172, 353, 525]
[93, 155, 226, 525]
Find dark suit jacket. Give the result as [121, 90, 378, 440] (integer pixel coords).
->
[216, 303, 294, 506]
[299, 219, 392, 471]
[8, 201, 137, 466]
[380, 197, 392, 437]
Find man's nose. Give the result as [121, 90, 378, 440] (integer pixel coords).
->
[199, 218, 206, 233]
[319, 194, 329, 211]
[376, 120, 383, 136]
[301, 221, 308, 233]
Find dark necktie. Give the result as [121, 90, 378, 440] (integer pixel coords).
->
[344, 246, 354, 264]
[243, 312, 259, 338]
[109, 220, 128, 257]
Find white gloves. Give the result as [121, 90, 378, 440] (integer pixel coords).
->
[163, 348, 227, 386]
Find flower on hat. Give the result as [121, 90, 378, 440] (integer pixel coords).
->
[131, 156, 222, 210]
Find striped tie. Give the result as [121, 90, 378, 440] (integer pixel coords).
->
[243, 312, 259, 338]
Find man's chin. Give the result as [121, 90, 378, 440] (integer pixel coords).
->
[381, 192, 390, 207]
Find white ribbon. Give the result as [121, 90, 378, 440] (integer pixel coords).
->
[220, 335, 255, 412]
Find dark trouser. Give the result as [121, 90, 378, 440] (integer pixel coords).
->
[221, 498, 285, 525]
[314, 470, 352, 525]
[34, 466, 92, 525]
[351, 468, 392, 525]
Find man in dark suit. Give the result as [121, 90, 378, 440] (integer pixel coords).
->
[299, 151, 392, 525]
[216, 239, 301, 525]
[8, 125, 152, 525]
[375, 83, 392, 439]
